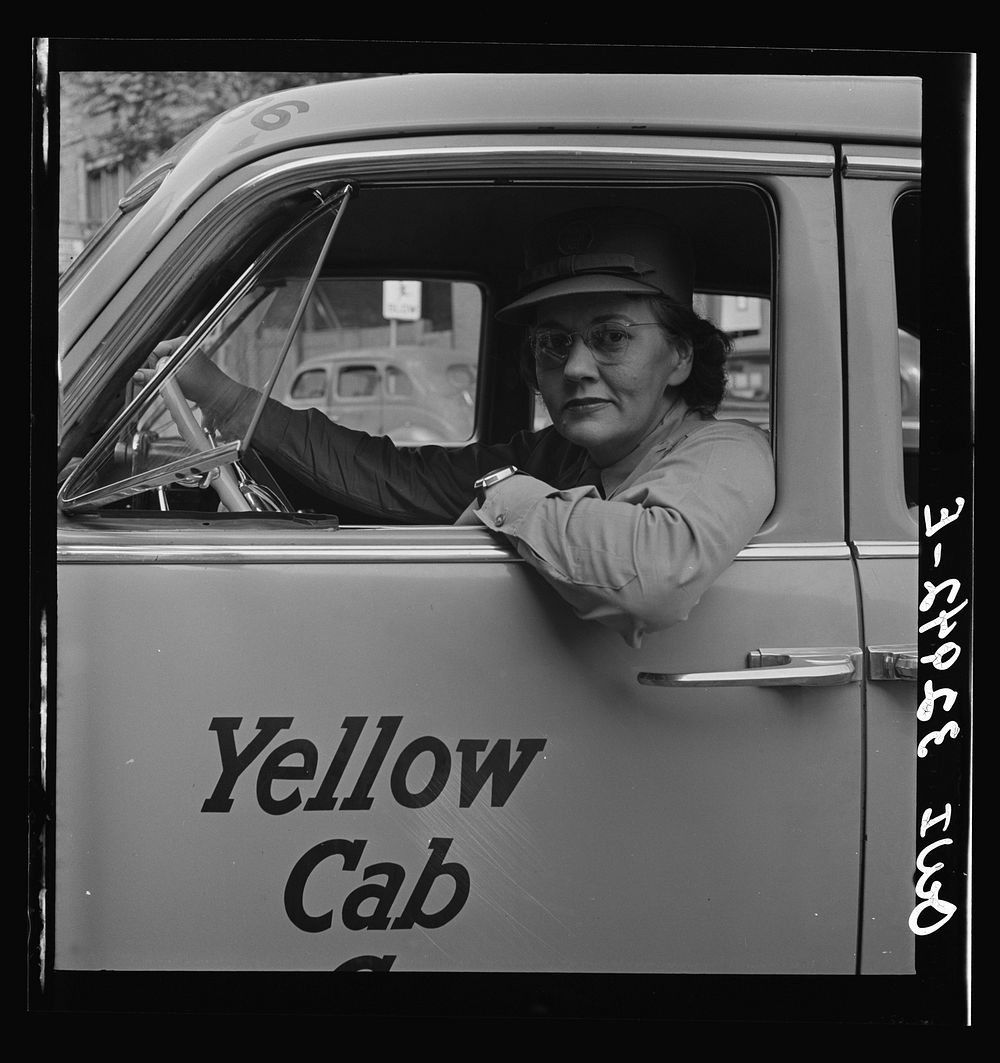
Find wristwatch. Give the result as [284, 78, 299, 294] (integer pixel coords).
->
[474, 465, 520, 506]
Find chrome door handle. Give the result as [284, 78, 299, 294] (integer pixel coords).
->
[637, 647, 862, 688]
[867, 645, 918, 680]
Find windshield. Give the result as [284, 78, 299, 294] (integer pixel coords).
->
[59, 187, 351, 510]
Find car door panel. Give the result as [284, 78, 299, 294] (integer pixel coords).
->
[854, 555, 918, 973]
[57, 532, 862, 973]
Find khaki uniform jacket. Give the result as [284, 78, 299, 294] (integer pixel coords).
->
[210, 384, 775, 647]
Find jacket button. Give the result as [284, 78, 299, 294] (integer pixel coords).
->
[495, 514, 505, 526]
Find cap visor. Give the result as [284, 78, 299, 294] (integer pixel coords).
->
[495, 275, 662, 323]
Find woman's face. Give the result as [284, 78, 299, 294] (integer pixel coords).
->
[533, 294, 693, 467]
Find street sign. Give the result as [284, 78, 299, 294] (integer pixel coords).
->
[382, 280, 422, 321]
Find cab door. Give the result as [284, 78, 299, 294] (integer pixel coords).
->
[55, 146, 867, 975]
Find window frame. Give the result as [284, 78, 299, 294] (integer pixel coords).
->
[59, 136, 851, 542]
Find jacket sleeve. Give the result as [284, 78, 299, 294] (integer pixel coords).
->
[472, 422, 775, 647]
[202, 382, 529, 523]
[205, 380, 774, 645]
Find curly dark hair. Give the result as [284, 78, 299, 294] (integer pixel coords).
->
[519, 295, 731, 417]
[648, 296, 731, 415]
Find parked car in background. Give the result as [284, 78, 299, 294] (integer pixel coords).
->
[284, 345, 477, 445]
[52, 72, 922, 983]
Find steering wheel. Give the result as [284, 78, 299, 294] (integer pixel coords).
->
[157, 375, 289, 513]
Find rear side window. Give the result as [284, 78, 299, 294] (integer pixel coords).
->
[338, 365, 380, 398]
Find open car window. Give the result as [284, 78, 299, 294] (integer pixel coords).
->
[59, 178, 773, 519]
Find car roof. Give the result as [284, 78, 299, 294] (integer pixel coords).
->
[104, 73, 917, 230]
[164, 74, 921, 184]
[131, 74, 918, 214]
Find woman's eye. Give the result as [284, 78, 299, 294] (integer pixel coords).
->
[599, 327, 629, 345]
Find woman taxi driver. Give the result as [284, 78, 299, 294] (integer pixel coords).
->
[163, 206, 775, 647]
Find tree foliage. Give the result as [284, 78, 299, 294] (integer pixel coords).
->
[64, 71, 384, 168]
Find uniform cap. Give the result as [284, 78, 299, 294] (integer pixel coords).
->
[497, 207, 694, 323]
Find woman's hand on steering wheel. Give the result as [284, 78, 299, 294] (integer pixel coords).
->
[138, 337, 254, 512]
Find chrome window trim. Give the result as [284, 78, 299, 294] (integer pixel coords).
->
[247, 142, 837, 182]
[841, 152, 922, 179]
[736, 542, 852, 560]
[56, 531, 516, 564]
[57, 532, 854, 565]
[852, 540, 919, 559]
[57, 543, 516, 564]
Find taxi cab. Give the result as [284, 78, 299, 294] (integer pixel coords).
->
[51, 73, 923, 983]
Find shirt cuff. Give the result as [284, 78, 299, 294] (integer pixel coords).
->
[201, 377, 262, 438]
[473, 472, 561, 535]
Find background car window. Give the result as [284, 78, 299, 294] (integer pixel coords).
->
[338, 365, 380, 398]
[384, 365, 414, 398]
[290, 368, 328, 400]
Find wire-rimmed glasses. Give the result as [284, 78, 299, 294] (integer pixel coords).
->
[530, 321, 662, 371]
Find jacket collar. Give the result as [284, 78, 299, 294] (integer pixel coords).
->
[599, 398, 706, 497]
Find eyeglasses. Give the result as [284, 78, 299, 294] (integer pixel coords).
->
[530, 321, 662, 370]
